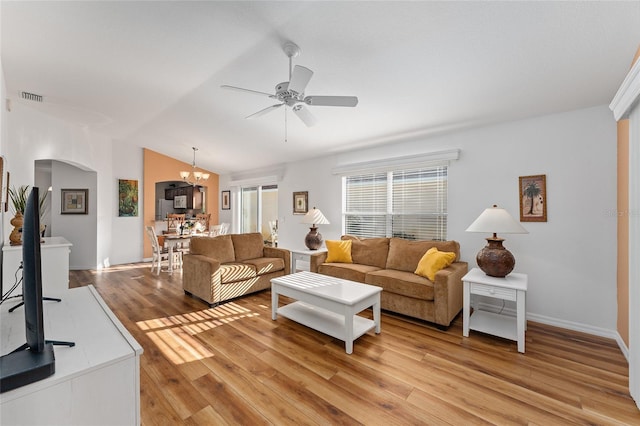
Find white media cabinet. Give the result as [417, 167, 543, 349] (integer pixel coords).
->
[2, 236, 72, 298]
[1, 285, 143, 425]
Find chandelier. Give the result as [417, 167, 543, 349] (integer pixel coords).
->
[180, 147, 210, 185]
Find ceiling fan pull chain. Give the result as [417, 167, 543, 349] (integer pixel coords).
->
[284, 107, 288, 143]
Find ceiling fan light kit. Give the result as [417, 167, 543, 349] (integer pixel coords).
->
[221, 41, 358, 129]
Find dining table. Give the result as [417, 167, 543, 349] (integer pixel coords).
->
[163, 233, 193, 274]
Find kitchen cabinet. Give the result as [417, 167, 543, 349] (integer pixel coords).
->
[165, 186, 203, 210]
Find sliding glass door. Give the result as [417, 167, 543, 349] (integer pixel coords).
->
[241, 185, 278, 242]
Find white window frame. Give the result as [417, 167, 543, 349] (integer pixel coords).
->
[240, 184, 278, 235]
[342, 165, 448, 241]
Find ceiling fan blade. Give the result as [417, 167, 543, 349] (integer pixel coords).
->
[304, 95, 358, 107]
[221, 85, 275, 98]
[288, 65, 314, 95]
[246, 104, 283, 119]
[292, 104, 317, 127]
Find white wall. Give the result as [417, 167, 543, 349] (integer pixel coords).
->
[0, 35, 7, 252]
[109, 138, 143, 266]
[52, 160, 97, 269]
[4, 102, 114, 269]
[450, 105, 616, 333]
[225, 105, 617, 334]
[277, 156, 343, 249]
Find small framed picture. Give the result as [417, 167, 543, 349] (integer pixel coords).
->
[221, 190, 230, 210]
[4, 170, 9, 212]
[61, 188, 88, 215]
[519, 175, 547, 222]
[293, 191, 308, 214]
[174, 194, 187, 209]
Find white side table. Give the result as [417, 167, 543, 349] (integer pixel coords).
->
[462, 267, 528, 353]
[289, 248, 327, 274]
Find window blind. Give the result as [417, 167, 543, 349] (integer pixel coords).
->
[343, 166, 447, 240]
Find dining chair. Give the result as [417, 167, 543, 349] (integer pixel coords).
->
[146, 226, 182, 274]
[219, 222, 230, 235]
[209, 222, 230, 236]
[195, 213, 211, 233]
[165, 213, 186, 234]
[209, 224, 223, 237]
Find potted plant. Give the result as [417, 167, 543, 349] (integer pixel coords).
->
[8, 185, 49, 245]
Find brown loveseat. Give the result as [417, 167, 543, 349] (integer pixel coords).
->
[183, 233, 290, 307]
[310, 236, 468, 327]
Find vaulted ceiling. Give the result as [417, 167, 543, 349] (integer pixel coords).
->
[2, 1, 640, 174]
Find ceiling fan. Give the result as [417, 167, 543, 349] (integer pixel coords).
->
[221, 42, 358, 127]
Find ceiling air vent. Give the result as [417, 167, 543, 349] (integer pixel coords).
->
[21, 91, 43, 102]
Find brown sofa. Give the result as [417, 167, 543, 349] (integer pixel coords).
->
[183, 233, 290, 307]
[310, 236, 468, 327]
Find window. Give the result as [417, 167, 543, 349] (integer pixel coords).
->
[240, 185, 278, 241]
[343, 166, 447, 240]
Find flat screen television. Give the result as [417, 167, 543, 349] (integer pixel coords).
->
[0, 187, 55, 392]
[22, 187, 46, 352]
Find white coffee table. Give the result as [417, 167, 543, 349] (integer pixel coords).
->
[271, 271, 382, 354]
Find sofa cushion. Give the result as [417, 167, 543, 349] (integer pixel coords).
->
[415, 247, 457, 281]
[325, 240, 353, 263]
[189, 235, 235, 264]
[341, 235, 389, 269]
[385, 238, 460, 272]
[242, 257, 285, 276]
[219, 262, 257, 283]
[366, 269, 434, 300]
[317, 263, 381, 283]
[231, 233, 264, 262]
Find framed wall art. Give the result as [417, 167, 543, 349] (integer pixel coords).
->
[519, 174, 547, 222]
[293, 191, 308, 215]
[221, 190, 230, 210]
[0, 156, 4, 212]
[118, 179, 138, 217]
[174, 194, 187, 209]
[4, 169, 9, 213]
[61, 188, 88, 215]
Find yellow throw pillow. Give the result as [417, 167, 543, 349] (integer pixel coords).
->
[415, 247, 456, 281]
[325, 240, 353, 263]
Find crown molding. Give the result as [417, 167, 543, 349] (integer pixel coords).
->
[610, 57, 640, 121]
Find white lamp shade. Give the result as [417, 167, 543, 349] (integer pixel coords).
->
[466, 205, 528, 234]
[180, 171, 190, 179]
[193, 171, 203, 179]
[301, 208, 330, 225]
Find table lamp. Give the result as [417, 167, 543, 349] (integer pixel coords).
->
[466, 205, 528, 277]
[301, 207, 329, 250]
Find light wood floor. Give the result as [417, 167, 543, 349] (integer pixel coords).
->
[69, 263, 640, 425]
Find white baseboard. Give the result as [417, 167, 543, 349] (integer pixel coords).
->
[615, 332, 630, 363]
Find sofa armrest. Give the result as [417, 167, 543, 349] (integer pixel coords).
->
[309, 251, 328, 273]
[263, 247, 291, 275]
[183, 254, 222, 305]
[433, 261, 468, 326]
